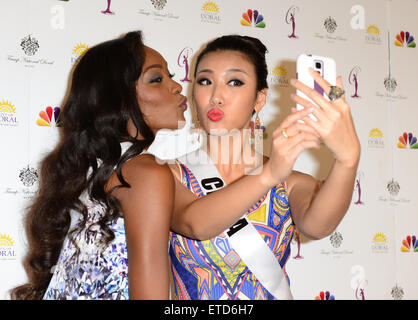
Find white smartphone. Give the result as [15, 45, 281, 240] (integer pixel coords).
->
[296, 53, 336, 121]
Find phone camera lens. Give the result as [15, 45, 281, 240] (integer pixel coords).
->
[315, 62, 322, 69]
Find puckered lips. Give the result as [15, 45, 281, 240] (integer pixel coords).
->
[207, 107, 224, 122]
[179, 97, 187, 111]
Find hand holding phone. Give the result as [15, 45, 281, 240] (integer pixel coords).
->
[296, 54, 336, 121]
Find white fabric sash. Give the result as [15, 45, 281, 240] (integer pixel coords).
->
[177, 148, 293, 300]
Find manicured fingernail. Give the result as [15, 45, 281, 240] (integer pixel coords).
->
[290, 93, 295, 98]
[290, 78, 296, 85]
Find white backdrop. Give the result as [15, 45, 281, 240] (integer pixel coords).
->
[0, 0, 417, 300]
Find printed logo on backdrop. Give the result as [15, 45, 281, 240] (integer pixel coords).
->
[368, 128, 385, 149]
[314, 16, 347, 43]
[101, 0, 115, 15]
[71, 43, 89, 64]
[285, 6, 299, 39]
[371, 232, 389, 254]
[4, 165, 38, 199]
[240, 9, 266, 28]
[201, 1, 221, 24]
[353, 171, 364, 205]
[177, 47, 193, 83]
[375, 75, 407, 101]
[394, 31, 416, 48]
[292, 230, 304, 260]
[138, 0, 179, 21]
[315, 291, 335, 300]
[391, 284, 404, 300]
[0, 234, 17, 261]
[350, 265, 367, 300]
[378, 178, 410, 206]
[365, 25, 383, 45]
[0, 100, 18, 127]
[36, 106, 62, 127]
[320, 230, 354, 259]
[270, 65, 290, 87]
[401, 235, 417, 252]
[6, 34, 55, 68]
[19, 166, 38, 187]
[397, 132, 418, 149]
[348, 66, 361, 99]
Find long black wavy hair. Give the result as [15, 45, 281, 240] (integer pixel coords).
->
[10, 30, 154, 299]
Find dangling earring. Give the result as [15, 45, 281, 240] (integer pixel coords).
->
[251, 112, 262, 146]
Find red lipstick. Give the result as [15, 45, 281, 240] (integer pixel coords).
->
[207, 108, 224, 122]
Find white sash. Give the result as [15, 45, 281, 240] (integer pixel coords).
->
[177, 148, 293, 300]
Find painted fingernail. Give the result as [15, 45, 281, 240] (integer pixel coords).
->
[290, 78, 296, 85]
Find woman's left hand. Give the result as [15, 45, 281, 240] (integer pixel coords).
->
[290, 68, 361, 168]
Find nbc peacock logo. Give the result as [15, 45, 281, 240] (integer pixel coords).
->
[71, 43, 89, 64]
[315, 291, 335, 300]
[401, 235, 417, 252]
[0, 234, 17, 260]
[394, 31, 416, 48]
[397, 132, 418, 149]
[36, 106, 62, 127]
[240, 9, 265, 28]
[0, 99, 18, 127]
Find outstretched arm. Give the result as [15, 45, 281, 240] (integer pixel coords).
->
[170, 107, 321, 240]
[110, 154, 174, 299]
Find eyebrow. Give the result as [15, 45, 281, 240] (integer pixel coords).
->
[143, 64, 163, 73]
[196, 68, 249, 75]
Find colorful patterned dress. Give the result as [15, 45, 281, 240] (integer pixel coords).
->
[43, 193, 129, 300]
[44, 143, 134, 300]
[169, 163, 295, 300]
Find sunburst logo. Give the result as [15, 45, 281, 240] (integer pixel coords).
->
[241, 9, 266, 28]
[369, 128, 383, 138]
[201, 0, 221, 23]
[0, 234, 17, 260]
[373, 233, 387, 243]
[0, 100, 16, 113]
[372, 233, 389, 253]
[72, 43, 89, 56]
[270, 65, 290, 87]
[36, 106, 62, 127]
[0, 234, 15, 247]
[368, 128, 384, 148]
[401, 235, 417, 252]
[315, 291, 335, 300]
[397, 132, 418, 149]
[366, 25, 380, 35]
[0, 99, 18, 126]
[202, 1, 219, 12]
[71, 43, 89, 64]
[272, 66, 287, 76]
[394, 31, 416, 48]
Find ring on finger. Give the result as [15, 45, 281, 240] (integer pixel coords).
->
[281, 128, 290, 139]
[328, 85, 345, 101]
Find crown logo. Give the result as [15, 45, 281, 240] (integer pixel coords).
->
[202, 1, 219, 12]
[73, 43, 89, 56]
[0, 100, 16, 113]
[0, 234, 15, 247]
